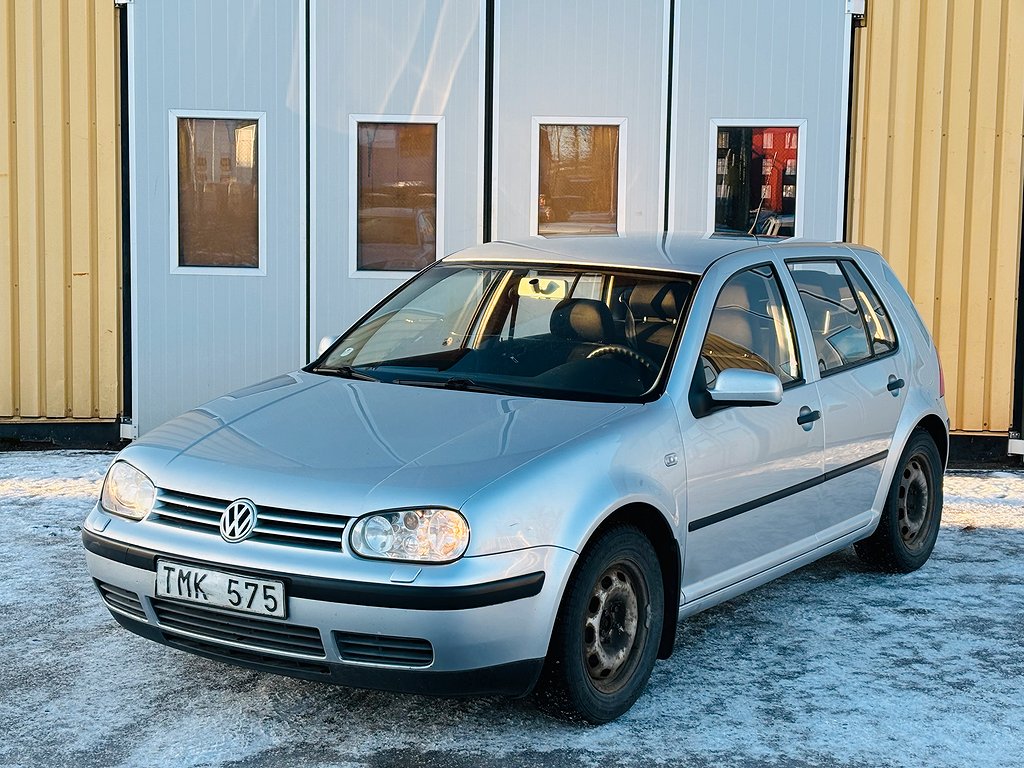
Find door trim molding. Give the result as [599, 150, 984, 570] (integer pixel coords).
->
[688, 449, 888, 532]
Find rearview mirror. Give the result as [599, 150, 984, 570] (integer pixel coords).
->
[517, 277, 568, 300]
[708, 368, 783, 406]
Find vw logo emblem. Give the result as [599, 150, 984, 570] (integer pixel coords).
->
[220, 499, 258, 543]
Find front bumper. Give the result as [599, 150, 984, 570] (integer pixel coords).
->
[82, 515, 576, 697]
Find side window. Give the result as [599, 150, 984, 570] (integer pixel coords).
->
[701, 265, 801, 389]
[537, 123, 620, 236]
[788, 259, 895, 374]
[175, 115, 261, 269]
[841, 262, 897, 356]
[355, 120, 439, 273]
[714, 125, 799, 237]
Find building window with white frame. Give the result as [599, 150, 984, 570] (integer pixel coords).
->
[537, 124, 619, 237]
[176, 116, 260, 268]
[714, 126, 798, 238]
[356, 121, 438, 272]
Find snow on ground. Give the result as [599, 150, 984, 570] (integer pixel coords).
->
[1, 451, 1023, 768]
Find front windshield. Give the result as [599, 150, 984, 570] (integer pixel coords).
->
[314, 263, 694, 401]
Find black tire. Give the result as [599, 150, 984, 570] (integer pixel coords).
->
[534, 525, 664, 724]
[855, 429, 943, 573]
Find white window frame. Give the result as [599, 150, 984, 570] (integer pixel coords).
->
[348, 114, 446, 279]
[168, 109, 268, 276]
[706, 118, 807, 239]
[530, 116, 628, 238]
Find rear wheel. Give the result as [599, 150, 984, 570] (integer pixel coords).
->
[855, 429, 943, 572]
[535, 525, 664, 723]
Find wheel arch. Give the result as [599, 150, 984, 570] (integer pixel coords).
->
[585, 502, 681, 660]
[916, 413, 949, 470]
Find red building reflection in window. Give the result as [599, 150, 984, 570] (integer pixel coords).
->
[715, 126, 798, 238]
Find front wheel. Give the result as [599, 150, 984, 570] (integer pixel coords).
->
[855, 429, 943, 573]
[535, 525, 664, 723]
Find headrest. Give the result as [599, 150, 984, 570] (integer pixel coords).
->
[627, 282, 690, 321]
[717, 281, 752, 311]
[549, 298, 614, 344]
[794, 270, 854, 303]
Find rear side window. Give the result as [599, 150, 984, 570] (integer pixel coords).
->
[788, 259, 897, 374]
[843, 262, 897, 355]
[701, 265, 801, 388]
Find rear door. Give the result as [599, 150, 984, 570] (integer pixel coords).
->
[782, 253, 907, 540]
[679, 256, 825, 601]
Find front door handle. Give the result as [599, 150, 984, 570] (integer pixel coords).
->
[887, 375, 905, 396]
[797, 406, 821, 430]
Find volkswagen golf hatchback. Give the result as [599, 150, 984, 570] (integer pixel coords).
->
[83, 234, 948, 723]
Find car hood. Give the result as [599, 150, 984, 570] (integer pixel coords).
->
[125, 371, 632, 514]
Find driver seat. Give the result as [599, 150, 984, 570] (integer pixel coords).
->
[549, 298, 616, 361]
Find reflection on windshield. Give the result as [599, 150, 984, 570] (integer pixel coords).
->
[314, 264, 694, 401]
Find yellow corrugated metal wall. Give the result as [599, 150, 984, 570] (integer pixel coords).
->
[849, 0, 1024, 434]
[0, 0, 121, 422]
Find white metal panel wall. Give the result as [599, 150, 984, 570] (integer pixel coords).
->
[129, 1, 306, 434]
[492, 0, 670, 240]
[670, 0, 850, 239]
[311, 0, 483, 348]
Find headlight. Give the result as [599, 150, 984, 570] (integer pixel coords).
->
[349, 508, 469, 563]
[100, 461, 156, 521]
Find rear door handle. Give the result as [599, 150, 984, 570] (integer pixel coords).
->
[887, 375, 905, 395]
[797, 406, 821, 428]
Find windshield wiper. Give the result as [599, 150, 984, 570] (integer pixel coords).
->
[393, 376, 518, 396]
[310, 365, 379, 382]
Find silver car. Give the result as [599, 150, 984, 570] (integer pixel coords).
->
[83, 234, 948, 723]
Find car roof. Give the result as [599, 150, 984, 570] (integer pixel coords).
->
[442, 232, 835, 275]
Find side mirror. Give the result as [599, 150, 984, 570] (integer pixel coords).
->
[316, 335, 339, 358]
[708, 368, 783, 406]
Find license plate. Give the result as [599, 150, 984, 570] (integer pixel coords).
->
[155, 560, 286, 619]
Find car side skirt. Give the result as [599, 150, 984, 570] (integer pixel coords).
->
[677, 519, 876, 621]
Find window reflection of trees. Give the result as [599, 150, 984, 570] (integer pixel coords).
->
[177, 117, 259, 268]
[538, 124, 619, 237]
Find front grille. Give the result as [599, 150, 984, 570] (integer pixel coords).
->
[150, 488, 349, 550]
[152, 597, 326, 658]
[96, 580, 147, 621]
[334, 631, 434, 667]
[167, 635, 332, 678]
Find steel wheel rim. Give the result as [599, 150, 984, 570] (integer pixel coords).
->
[897, 453, 933, 551]
[582, 560, 648, 693]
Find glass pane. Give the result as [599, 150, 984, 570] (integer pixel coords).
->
[841, 261, 898, 355]
[357, 122, 437, 272]
[789, 261, 873, 373]
[538, 124, 618, 236]
[320, 265, 694, 401]
[701, 266, 800, 388]
[177, 117, 259, 268]
[714, 126, 797, 238]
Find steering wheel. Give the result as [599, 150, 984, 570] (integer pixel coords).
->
[586, 344, 658, 372]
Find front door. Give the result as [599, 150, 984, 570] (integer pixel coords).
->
[680, 262, 825, 601]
